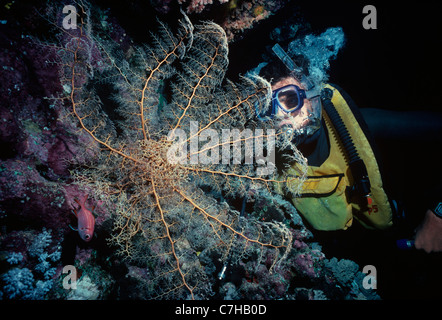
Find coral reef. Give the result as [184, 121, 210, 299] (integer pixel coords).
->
[1, 228, 61, 299]
[177, 0, 229, 14]
[0, 0, 379, 301]
[220, 0, 287, 42]
[323, 258, 381, 300]
[149, 0, 289, 42]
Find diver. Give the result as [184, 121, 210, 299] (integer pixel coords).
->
[256, 44, 442, 254]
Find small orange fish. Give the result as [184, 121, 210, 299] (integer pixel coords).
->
[70, 194, 95, 242]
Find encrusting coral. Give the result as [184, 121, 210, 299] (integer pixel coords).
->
[150, 0, 289, 42]
[177, 0, 229, 14]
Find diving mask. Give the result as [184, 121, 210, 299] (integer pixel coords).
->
[273, 84, 306, 114]
[256, 44, 322, 145]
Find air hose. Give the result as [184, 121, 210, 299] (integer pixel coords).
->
[320, 88, 371, 203]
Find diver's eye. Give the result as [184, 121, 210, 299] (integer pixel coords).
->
[278, 91, 299, 111]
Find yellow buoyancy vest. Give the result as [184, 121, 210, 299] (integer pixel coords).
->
[275, 84, 393, 231]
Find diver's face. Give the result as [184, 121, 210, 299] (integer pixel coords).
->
[272, 77, 313, 130]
